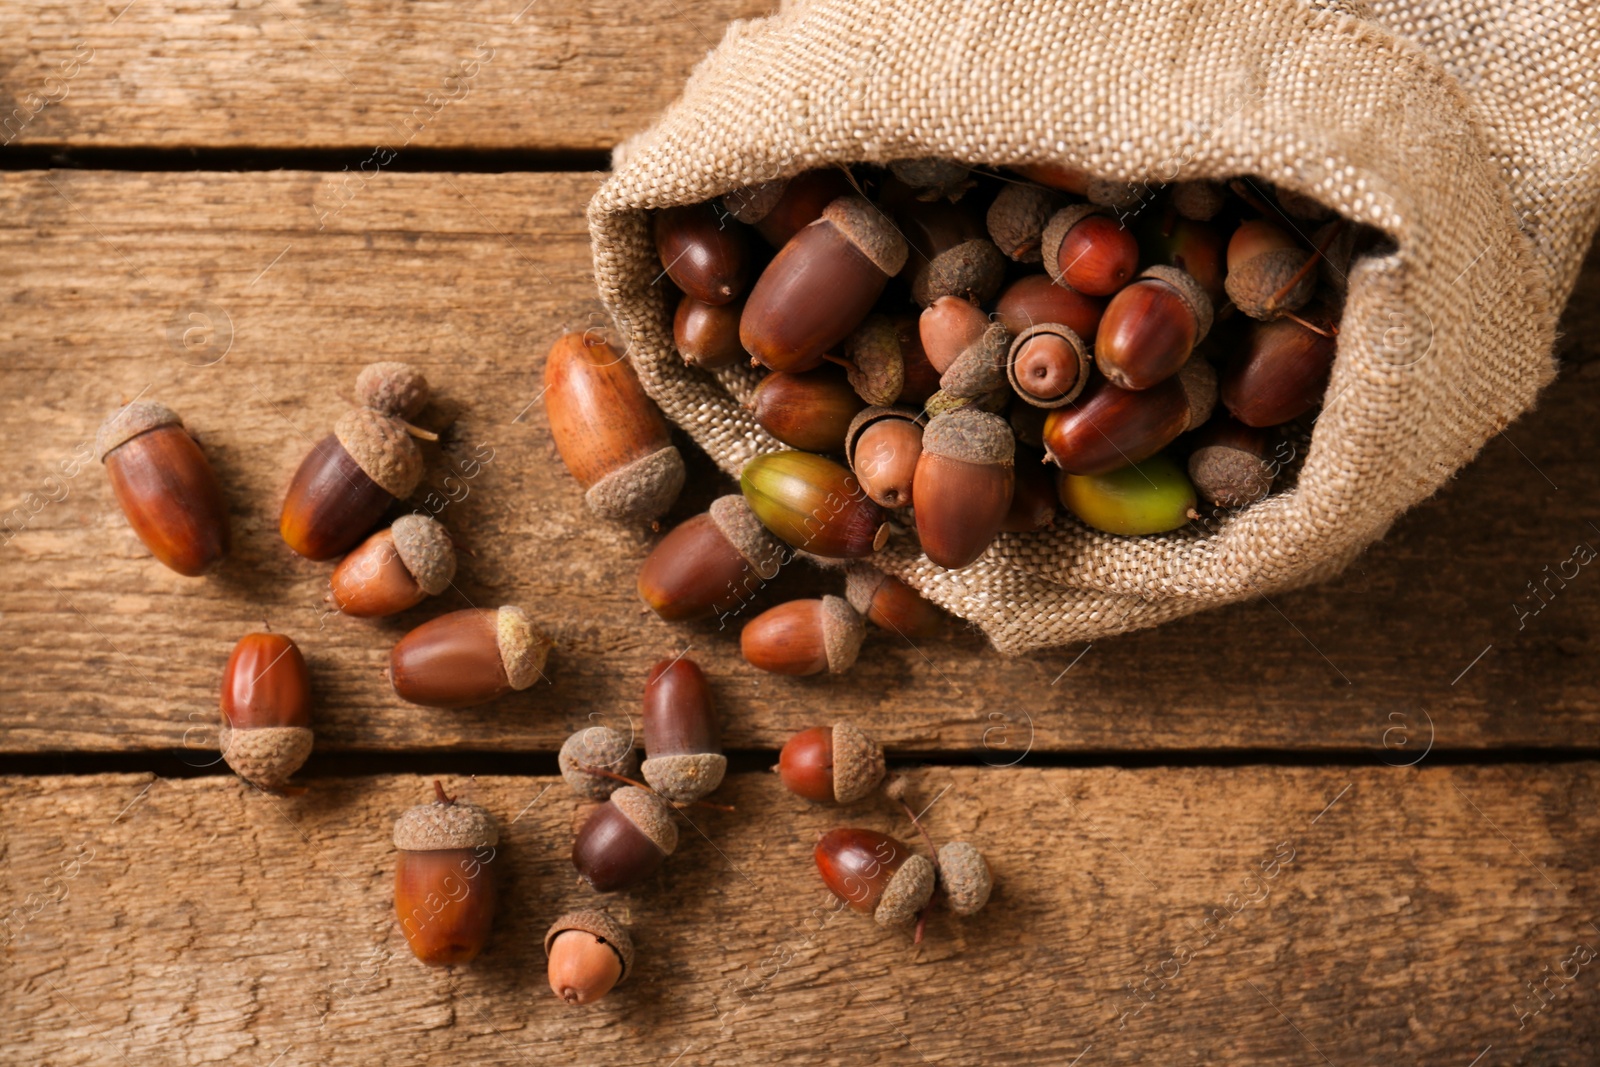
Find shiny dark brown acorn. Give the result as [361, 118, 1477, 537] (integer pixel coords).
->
[544, 332, 685, 523]
[1188, 416, 1276, 507]
[1221, 308, 1339, 427]
[913, 407, 1014, 570]
[777, 720, 885, 803]
[219, 631, 312, 790]
[1042, 205, 1139, 296]
[1094, 266, 1213, 391]
[844, 567, 944, 640]
[741, 196, 909, 373]
[674, 295, 748, 370]
[722, 168, 854, 248]
[641, 657, 724, 802]
[389, 605, 551, 709]
[281, 407, 422, 561]
[1224, 220, 1316, 320]
[1041, 372, 1195, 476]
[741, 596, 865, 676]
[1001, 452, 1061, 532]
[994, 274, 1105, 344]
[814, 828, 936, 926]
[546, 910, 634, 1005]
[1007, 324, 1091, 408]
[327, 514, 456, 618]
[919, 295, 991, 375]
[637, 495, 785, 622]
[751, 366, 865, 453]
[571, 785, 678, 892]
[654, 202, 750, 305]
[893, 197, 1006, 307]
[97, 401, 231, 576]
[394, 782, 499, 966]
[845, 407, 924, 509]
[741, 451, 889, 559]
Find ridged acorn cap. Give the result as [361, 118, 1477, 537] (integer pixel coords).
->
[389, 514, 456, 596]
[1170, 180, 1225, 221]
[820, 596, 866, 675]
[843, 565, 888, 618]
[544, 910, 635, 983]
[1224, 246, 1316, 320]
[830, 719, 886, 803]
[922, 407, 1015, 466]
[888, 158, 974, 201]
[609, 785, 678, 856]
[708, 494, 785, 581]
[842, 316, 906, 406]
[586, 445, 685, 524]
[559, 726, 640, 800]
[96, 401, 183, 461]
[822, 196, 909, 277]
[1139, 265, 1213, 344]
[355, 361, 430, 419]
[219, 724, 313, 790]
[334, 407, 423, 499]
[1039, 204, 1103, 286]
[1086, 178, 1143, 210]
[641, 753, 728, 803]
[986, 183, 1062, 263]
[393, 798, 500, 851]
[937, 322, 1010, 399]
[910, 238, 1006, 308]
[875, 853, 936, 926]
[938, 841, 993, 916]
[496, 605, 552, 691]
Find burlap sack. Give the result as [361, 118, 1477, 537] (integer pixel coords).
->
[588, 0, 1600, 654]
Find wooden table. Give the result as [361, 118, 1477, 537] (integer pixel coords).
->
[3, 3, 1598, 1063]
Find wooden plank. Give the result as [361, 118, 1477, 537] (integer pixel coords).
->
[0, 0, 770, 151]
[1, 767, 1596, 1063]
[3, 169, 1600, 756]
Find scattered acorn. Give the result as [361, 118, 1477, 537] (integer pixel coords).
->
[327, 514, 456, 618]
[637, 495, 786, 622]
[559, 726, 640, 801]
[1094, 266, 1212, 391]
[97, 400, 231, 576]
[640, 657, 725, 802]
[993, 273, 1105, 343]
[937, 841, 993, 916]
[777, 720, 886, 803]
[572, 785, 678, 892]
[219, 631, 312, 791]
[281, 407, 422, 561]
[1221, 306, 1339, 427]
[674, 295, 748, 370]
[389, 605, 551, 709]
[741, 596, 865, 676]
[814, 828, 936, 926]
[546, 910, 634, 1006]
[1007, 323, 1091, 408]
[393, 782, 499, 966]
[919, 295, 992, 375]
[354, 361, 430, 420]
[986, 183, 1063, 262]
[893, 197, 1006, 307]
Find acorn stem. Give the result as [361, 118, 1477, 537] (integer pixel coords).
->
[573, 763, 736, 813]
[889, 788, 942, 943]
[402, 421, 440, 442]
[1283, 310, 1337, 338]
[433, 779, 455, 805]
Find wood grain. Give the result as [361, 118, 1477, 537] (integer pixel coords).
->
[1, 767, 1596, 1064]
[2, 169, 1600, 756]
[0, 0, 771, 151]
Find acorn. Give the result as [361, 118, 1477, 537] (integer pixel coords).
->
[1013, 162, 1091, 195]
[913, 407, 1014, 570]
[393, 782, 499, 966]
[389, 605, 551, 709]
[571, 785, 678, 892]
[327, 514, 456, 618]
[741, 196, 909, 373]
[888, 158, 975, 202]
[281, 408, 423, 561]
[1006, 324, 1091, 408]
[543, 332, 685, 523]
[894, 198, 1006, 307]
[640, 657, 725, 802]
[1170, 180, 1226, 221]
[1041, 374, 1191, 476]
[740, 451, 889, 559]
[986, 182, 1064, 262]
[354, 361, 430, 419]
[741, 596, 865, 676]
[219, 631, 312, 790]
[545, 910, 634, 1006]
[1001, 451, 1060, 533]
[814, 829, 936, 926]
[993, 274, 1105, 344]
[750, 366, 865, 454]
[1224, 220, 1316, 320]
[1009, 403, 1049, 451]
[841, 313, 937, 408]
[937, 842, 993, 916]
[1221, 308, 1338, 427]
[919, 295, 991, 375]
[1178, 353, 1219, 431]
[97, 401, 231, 576]
[1042, 205, 1139, 296]
[674, 295, 748, 370]
[723, 168, 854, 248]
[1060, 454, 1199, 536]
[654, 202, 749, 305]
[1095, 266, 1213, 391]
[1188, 416, 1276, 508]
[1136, 210, 1228, 304]
[923, 387, 1009, 419]
[845, 407, 924, 509]
[778, 720, 885, 803]
[844, 567, 944, 640]
[637, 495, 785, 622]
[938, 322, 1011, 400]
[558, 726, 640, 801]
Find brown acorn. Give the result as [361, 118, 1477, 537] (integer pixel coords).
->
[1009, 403, 1049, 451]
[741, 196, 909, 373]
[751, 366, 865, 453]
[1224, 220, 1316, 320]
[327, 514, 456, 618]
[674, 295, 748, 370]
[844, 567, 944, 640]
[1095, 266, 1213, 391]
[1001, 451, 1060, 532]
[389, 605, 551, 709]
[913, 407, 1015, 570]
[741, 451, 889, 559]
[354, 361, 430, 419]
[654, 202, 749, 305]
[723, 168, 854, 248]
[280, 408, 423, 561]
[894, 197, 1006, 308]
[993, 274, 1105, 344]
[919, 295, 991, 375]
[1221, 308, 1339, 427]
[545, 910, 634, 1005]
[1042, 205, 1139, 296]
[777, 720, 886, 803]
[1006, 324, 1091, 408]
[937, 841, 993, 916]
[741, 596, 865, 676]
[636, 495, 785, 622]
[543, 332, 685, 523]
[558, 726, 640, 801]
[1188, 416, 1276, 508]
[986, 183, 1064, 262]
[1136, 209, 1229, 304]
[571, 785, 678, 892]
[1041, 375, 1191, 476]
[845, 407, 924, 509]
[814, 828, 936, 926]
[640, 657, 724, 802]
[394, 783, 498, 966]
[97, 401, 231, 576]
[219, 631, 313, 790]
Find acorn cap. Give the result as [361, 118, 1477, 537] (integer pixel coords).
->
[355, 361, 430, 419]
[822, 196, 909, 277]
[722, 179, 786, 225]
[393, 798, 500, 851]
[938, 322, 1010, 399]
[708, 494, 785, 581]
[1039, 204, 1102, 286]
[1086, 178, 1143, 210]
[938, 841, 993, 916]
[586, 444, 686, 524]
[544, 910, 635, 983]
[844, 406, 924, 475]
[922, 406, 1015, 466]
[641, 753, 728, 803]
[1006, 324, 1091, 409]
[910, 238, 1006, 308]
[389, 514, 457, 596]
[1177, 357, 1218, 432]
[843, 565, 888, 618]
[219, 724, 313, 790]
[842, 316, 906, 406]
[96, 401, 183, 461]
[875, 853, 936, 926]
[830, 719, 886, 803]
[1189, 440, 1274, 508]
[888, 158, 974, 201]
[334, 407, 424, 499]
[559, 726, 640, 801]
[610, 785, 678, 856]
[1170, 180, 1225, 221]
[1225, 247, 1315, 320]
[986, 183, 1062, 262]
[496, 605, 552, 691]
[820, 596, 866, 675]
[1139, 265, 1213, 344]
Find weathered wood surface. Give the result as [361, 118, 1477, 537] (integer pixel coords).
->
[0, 0, 769, 151]
[1, 767, 1595, 1064]
[2, 170, 1600, 756]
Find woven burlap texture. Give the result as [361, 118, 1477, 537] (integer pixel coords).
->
[589, 0, 1600, 655]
